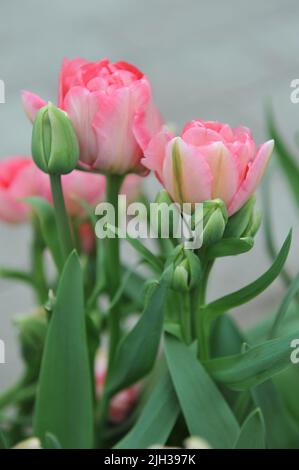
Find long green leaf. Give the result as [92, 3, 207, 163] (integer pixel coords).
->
[206, 237, 253, 260]
[0, 429, 8, 449]
[34, 251, 93, 449]
[106, 281, 167, 396]
[205, 329, 299, 391]
[252, 380, 299, 449]
[234, 409, 265, 449]
[164, 334, 239, 449]
[269, 270, 299, 339]
[203, 230, 291, 321]
[115, 371, 180, 449]
[25, 197, 63, 271]
[266, 105, 299, 209]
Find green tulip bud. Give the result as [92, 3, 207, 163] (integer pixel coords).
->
[243, 210, 262, 238]
[193, 199, 227, 247]
[224, 196, 256, 238]
[31, 102, 79, 175]
[15, 309, 47, 380]
[171, 247, 201, 292]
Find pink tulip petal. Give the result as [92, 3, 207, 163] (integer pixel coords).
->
[64, 86, 99, 167]
[163, 138, 212, 204]
[21, 91, 46, 122]
[93, 87, 141, 173]
[200, 142, 239, 205]
[228, 140, 274, 215]
[142, 129, 173, 182]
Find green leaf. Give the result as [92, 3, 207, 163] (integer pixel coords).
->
[125, 235, 164, 273]
[0, 429, 8, 449]
[25, 197, 63, 271]
[115, 370, 180, 449]
[274, 365, 299, 426]
[266, 104, 299, 209]
[205, 329, 299, 391]
[44, 432, 62, 449]
[210, 314, 245, 359]
[164, 334, 239, 449]
[234, 409, 265, 449]
[206, 237, 253, 260]
[203, 230, 291, 321]
[106, 280, 167, 396]
[34, 251, 93, 449]
[252, 380, 299, 449]
[269, 270, 299, 339]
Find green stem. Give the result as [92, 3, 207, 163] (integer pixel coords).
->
[31, 221, 48, 304]
[50, 174, 74, 261]
[180, 292, 192, 344]
[105, 174, 124, 369]
[0, 378, 25, 410]
[195, 259, 214, 361]
[97, 174, 123, 446]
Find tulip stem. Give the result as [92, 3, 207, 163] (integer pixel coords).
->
[195, 259, 213, 361]
[97, 174, 123, 445]
[50, 174, 74, 262]
[105, 174, 124, 370]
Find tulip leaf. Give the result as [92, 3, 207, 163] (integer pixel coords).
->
[206, 237, 254, 260]
[234, 409, 265, 449]
[203, 230, 291, 322]
[266, 105, 299, 209]
[25, 197, 63, 271]
[33, 251, 93, 449]
[252, 380, 299, 449]
[115, 370, 180, 449]
[205, 329, 299, 391]
[0, 429, 8, 449]
[269, 269, 299, 339]
[44, 432, 62, 449]
[106, 280, 167, 396]
[164, 334, 239, 449]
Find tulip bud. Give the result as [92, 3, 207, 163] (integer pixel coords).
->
[171, 247, 201, 292]
[243, 210, 262, 238]
[194, 199, 227, 247]
[224, 196, 256, 238]
[31, 102, 79, 175]
[15, 309, 47, 378]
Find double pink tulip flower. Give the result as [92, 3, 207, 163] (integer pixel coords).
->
[142, 120, 274, 215]
[22, 58, 162, 175]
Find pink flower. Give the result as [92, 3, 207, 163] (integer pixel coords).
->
[120, 174, 143, 204]
[22, 58, 163, 175]
[142, 120, 274, 215]
[95, 349, 140, 424]
[60, 171, 106, 216]
[0, 156, 49, 223]
[78, 222, 96, 254]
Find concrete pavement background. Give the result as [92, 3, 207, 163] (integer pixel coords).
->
[1, 0, 299, 388]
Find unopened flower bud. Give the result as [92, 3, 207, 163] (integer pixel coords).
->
[224, 196, 256, 238]
[200, 199, 228, 247]
[31, 102, 79, 175]
[171, 248, 201, 292]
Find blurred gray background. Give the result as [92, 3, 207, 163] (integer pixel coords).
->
[1, 0, 299, 388]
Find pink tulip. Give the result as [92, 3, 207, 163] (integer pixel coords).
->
[22, 58, 163, 175]
[120, 174, 143, 203]
[95, 348, 140, 423]
[0, 156, 49, 223]
[60, 171, 106, 216]
[142, 120, 274, 215]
